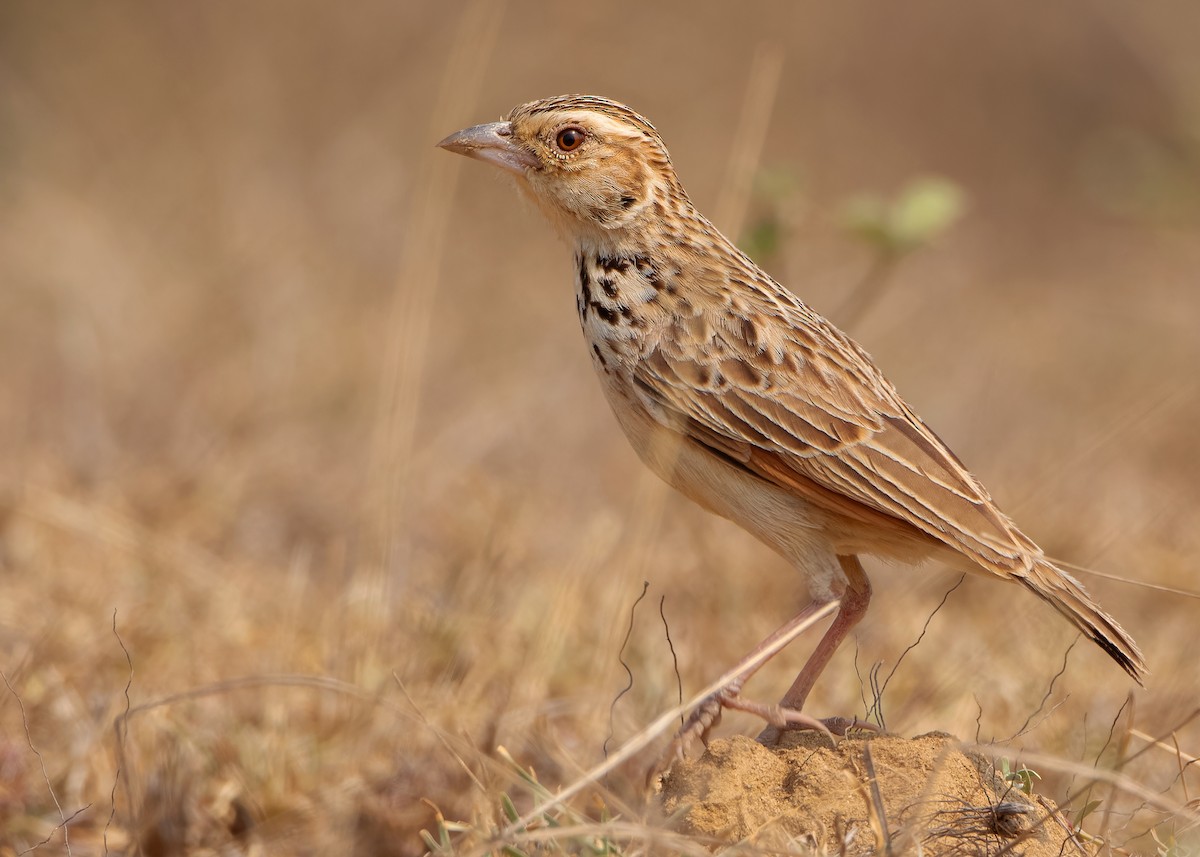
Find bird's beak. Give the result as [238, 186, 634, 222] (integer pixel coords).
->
[436, 121, 540, 175]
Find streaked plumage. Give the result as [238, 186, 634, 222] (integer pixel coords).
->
[438, 95, 1145, 743]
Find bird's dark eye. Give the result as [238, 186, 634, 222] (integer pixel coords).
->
[556, 127, 585, 152]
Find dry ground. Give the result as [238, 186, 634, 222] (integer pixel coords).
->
[1, 2, 1199, 855]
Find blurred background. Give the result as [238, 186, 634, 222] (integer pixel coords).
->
[1, 1, 1198, 854]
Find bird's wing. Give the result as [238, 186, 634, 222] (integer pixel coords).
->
[633, 299, 1035, 575]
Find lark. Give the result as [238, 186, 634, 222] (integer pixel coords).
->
[437, 95, 1145, 749]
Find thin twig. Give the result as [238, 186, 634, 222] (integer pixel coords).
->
[659, 595, 684, 729]
[3, 670, 77, 856]
[17, 805, 92, 857]
[867, 573, 965, 728]
[1098, 693, 1136, 846]
[1000, 637, 1077, 742]
[606, 581, 650, 757]
[105, 610, 133, 857]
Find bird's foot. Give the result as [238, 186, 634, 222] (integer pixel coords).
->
[757, 714, 879, 746]
[647, 683, 831, 788]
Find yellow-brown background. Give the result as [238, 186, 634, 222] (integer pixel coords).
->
[1, 2, 1197, 853]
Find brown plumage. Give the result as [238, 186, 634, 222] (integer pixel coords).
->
[438, 95, 1145, 745]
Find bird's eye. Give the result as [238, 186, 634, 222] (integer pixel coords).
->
[556, 127, 585, 152]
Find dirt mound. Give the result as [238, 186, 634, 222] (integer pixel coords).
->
[659, 732, 1083, 856]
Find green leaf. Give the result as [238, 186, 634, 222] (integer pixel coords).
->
[501, 792, 520, 823]
[840, 176, 966, 254]
[890, 177, 966, 249]
[419, 829, 443, 853]
[1075, 799, 1103, 825]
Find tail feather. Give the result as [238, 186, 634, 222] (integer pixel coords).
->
[1021, 559, 1147, 684]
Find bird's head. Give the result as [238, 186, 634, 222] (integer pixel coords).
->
[437, 95, 683, 240]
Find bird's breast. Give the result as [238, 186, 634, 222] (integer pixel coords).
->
[573, 248, 672, 356]
[576, 247, 672, 324]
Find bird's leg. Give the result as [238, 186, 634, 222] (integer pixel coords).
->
[651, 601, 834, 778]
[651, 556, 876, 784]
[758, 555, 875, 744]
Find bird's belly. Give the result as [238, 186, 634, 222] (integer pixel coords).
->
[595, 373, 848, 600]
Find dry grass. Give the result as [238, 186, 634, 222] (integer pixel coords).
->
[1, 2, 1199, 855]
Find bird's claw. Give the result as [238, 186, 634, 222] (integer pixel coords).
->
[646, 692, 723, 790]
[647, 686, 836, 788]
[757, 713, 878, 746]
[672, 692, 726, 756]
[819, 715, 879, 736]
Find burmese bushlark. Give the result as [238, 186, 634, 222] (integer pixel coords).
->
[438, 95, 1146, 746]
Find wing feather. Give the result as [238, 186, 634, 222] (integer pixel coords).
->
[633, 300, 1029, 574]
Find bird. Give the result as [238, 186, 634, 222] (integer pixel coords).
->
[436, 94, 1146, 753]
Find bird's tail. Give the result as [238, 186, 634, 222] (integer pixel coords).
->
[1020, 558, 1147, 684]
